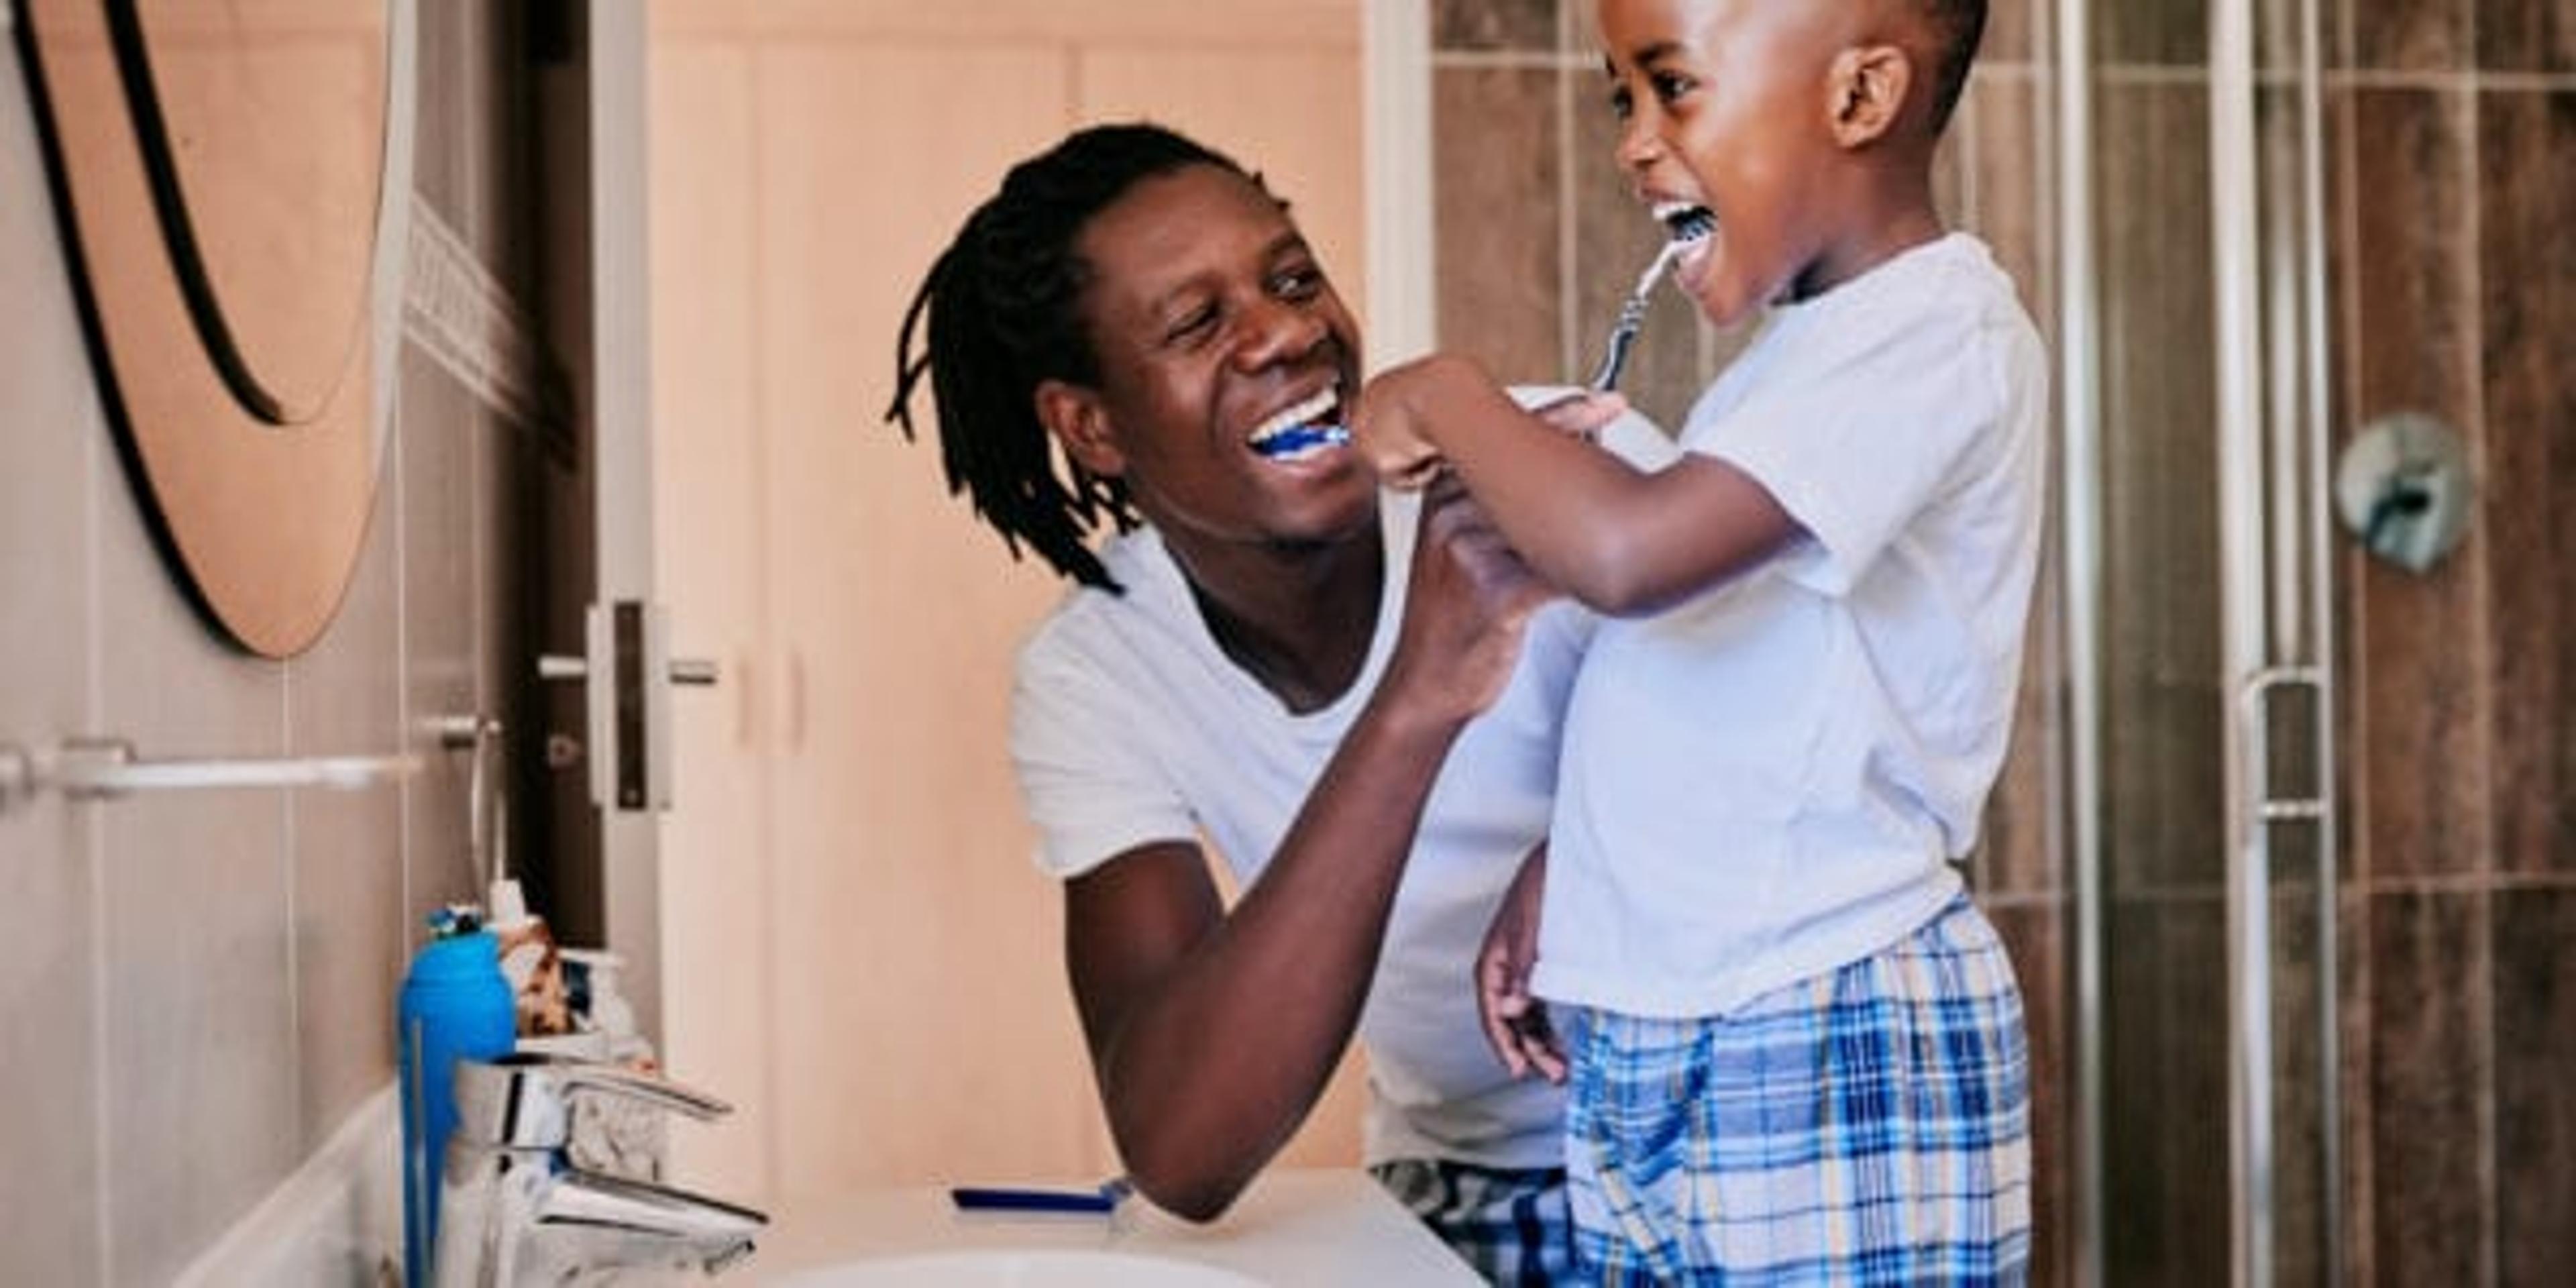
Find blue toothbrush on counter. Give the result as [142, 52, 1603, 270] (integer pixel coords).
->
[949, 1176, 1134, 1215]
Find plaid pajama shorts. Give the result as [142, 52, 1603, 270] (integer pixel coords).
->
[1372, 1157, 1576, 1285]
[1562, 895, 2033, 1285]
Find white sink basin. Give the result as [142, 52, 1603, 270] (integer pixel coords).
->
[743, 1170, 1481, 1285]
[774, 1249, 1261, 1287]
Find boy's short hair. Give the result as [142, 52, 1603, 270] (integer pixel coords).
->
[1919, 0, 1988, 133]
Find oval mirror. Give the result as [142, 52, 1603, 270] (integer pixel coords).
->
[23, 0, 416, 657]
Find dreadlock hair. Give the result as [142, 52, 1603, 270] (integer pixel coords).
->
[886, 122, 1250, 593]
[1919, 0, 1988, 136]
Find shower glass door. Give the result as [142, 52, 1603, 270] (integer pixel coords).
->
[2059, 0, 2341, 1283]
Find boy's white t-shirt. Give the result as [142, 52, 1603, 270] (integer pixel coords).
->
[1007, 400, 1671, 1170]
[1531, 233, 2049, 1020]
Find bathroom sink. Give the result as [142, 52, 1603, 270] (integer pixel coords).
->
[773, 1249, 1262, 1287]
[744, 1169, 1480, 1285]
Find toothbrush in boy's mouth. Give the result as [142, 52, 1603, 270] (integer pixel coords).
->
[1588, 205, 1716, 392]
[1248, 384, 1348, 459]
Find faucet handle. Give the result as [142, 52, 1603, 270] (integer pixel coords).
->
[451, 1052, 732, 1148]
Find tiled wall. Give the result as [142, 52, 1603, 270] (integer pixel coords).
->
[2327, 0, 2575, 1284]
[0, 4, 549, 1282]
[1427, 1, 2573, 1286]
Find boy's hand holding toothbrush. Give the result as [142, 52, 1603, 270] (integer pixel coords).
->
[1350, 356, 1630, 491]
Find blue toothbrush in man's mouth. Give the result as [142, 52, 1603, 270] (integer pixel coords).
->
[1250, 386, 1348, 460]
[1253, 422, 1350, 456]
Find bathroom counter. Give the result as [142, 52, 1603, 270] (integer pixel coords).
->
[741, 1167, 1480, 1285]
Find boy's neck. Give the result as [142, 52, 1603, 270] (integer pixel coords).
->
[1784, 159, 1948, 304]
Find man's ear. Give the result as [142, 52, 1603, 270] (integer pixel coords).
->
[1034, 378, 1126, 478]
[1826, 43, 1913, 148]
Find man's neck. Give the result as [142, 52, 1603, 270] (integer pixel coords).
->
[1171, 525, 1385, 716]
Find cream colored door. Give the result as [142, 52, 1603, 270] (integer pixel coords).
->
[649, 0, 1366, 1202]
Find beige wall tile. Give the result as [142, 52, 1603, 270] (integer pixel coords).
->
[396, 351, 486, 931]
[286, 494, 405, 1148]
[99, 795, 298, 1287]
[0, 94, 103, 1252]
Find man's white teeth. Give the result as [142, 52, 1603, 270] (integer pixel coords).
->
[1248, 386, 1341, 446]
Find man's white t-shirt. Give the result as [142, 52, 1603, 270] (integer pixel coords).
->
[1010, 398, 1670, 1169]
[1532, 233, 2050, 1020]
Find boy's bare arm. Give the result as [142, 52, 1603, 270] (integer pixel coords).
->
[1354, 354, 1802, 616]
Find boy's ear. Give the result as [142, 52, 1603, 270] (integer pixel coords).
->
[1826, 43, 1913, 148]
[1034, 379, 1127, 478]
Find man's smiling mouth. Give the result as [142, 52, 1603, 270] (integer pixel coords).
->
[1248, 385, 1347, 460]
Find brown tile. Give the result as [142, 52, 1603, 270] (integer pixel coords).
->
[2267, 886, 2338, 1285]
[1978, 610, 2061, 897]
[2492, 888, 2576, 1285]
[1933, 104, 1971, 227]
[2339, 87, 2490, 882]
[1980, 465, 2063, 899]
[1434, 0, 1558, 52]
[2345, 89, 2478, 438]
[2336, 885, 2377, 1285]
[1988, 902, 2074, 1288]
[1981, 0, 2037, 66]
[2100, 896, 2231, 1284]
[1962, 72, 2051, 343]
[1432, 65, 1564, 397]
[2359, 890, 2486, 1287]
[2478, 91, 2576, 877]
[2477, 0, 2576, 72]
[2094, 82, 2227, 896]
[2099, 0, 2206, 67]
[2352, 0, 2475, 71]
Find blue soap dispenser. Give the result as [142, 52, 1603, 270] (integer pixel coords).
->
[398, 910, 517, 1288]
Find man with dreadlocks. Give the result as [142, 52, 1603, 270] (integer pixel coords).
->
[889, 123, 1651, 1283]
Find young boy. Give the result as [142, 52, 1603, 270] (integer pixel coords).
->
[1350, 0, 2041, 1281]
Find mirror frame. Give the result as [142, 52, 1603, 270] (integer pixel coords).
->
[19, 0, 417, 657]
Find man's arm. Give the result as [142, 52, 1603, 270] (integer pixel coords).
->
[1060, 478, 1558, 1221]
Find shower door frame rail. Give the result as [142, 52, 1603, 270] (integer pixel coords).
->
[2210, 0, 2343, 1281]
[2060, 0, 2345, 1283]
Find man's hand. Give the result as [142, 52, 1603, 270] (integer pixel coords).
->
[1477, 845, 1565, 1083]
[1378, 472, 1558, 727]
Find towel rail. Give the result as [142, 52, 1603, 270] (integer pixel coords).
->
[0, 738, 420, 814]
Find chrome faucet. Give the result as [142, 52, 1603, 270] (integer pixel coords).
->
[435, 1053, 766, 1286]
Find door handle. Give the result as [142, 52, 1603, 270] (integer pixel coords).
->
[535, 602, 717, 812]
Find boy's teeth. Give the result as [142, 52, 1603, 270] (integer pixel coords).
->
[1655, 203, 1715, 239]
